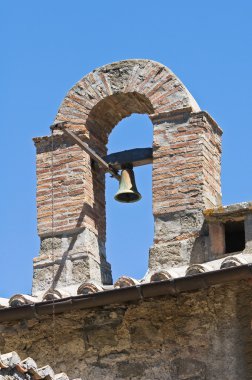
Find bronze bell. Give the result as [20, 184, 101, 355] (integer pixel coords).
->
[114, 165, 142, 203]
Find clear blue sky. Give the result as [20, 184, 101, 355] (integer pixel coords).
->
[1, 1, 251, 297]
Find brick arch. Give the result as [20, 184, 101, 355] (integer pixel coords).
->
[49, 59, 201, 285]
[54, 59, 200, 133]
[52, 59, 201, 237]
[33, 60, 222, 293]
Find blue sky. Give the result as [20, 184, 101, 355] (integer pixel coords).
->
[1, 1, 251, 297]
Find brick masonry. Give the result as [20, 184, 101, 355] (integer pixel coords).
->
[149, 110, 222, 270]
[33, 59, 222, 294]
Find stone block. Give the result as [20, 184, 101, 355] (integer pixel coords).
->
[32, 228, 112, 295]
[171, 358, 206, 380]
[208, 222, 225, 258]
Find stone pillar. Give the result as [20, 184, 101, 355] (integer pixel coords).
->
[149, 110, 222, 271]
[32, 132, 112, 296]
[208, 222, 226, 259]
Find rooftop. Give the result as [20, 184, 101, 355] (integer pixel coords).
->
[0, 351, 80, 380]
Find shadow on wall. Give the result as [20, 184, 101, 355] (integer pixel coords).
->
[49, 201, 100, 290]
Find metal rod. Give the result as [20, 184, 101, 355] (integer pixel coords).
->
[51, 123, 120, 181]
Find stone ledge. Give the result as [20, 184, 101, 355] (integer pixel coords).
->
[204, 201, 252, 221]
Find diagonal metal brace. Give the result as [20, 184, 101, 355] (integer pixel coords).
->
[51, 122, 121, 181]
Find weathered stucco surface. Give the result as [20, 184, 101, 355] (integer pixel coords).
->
[1, 281, 251, 380]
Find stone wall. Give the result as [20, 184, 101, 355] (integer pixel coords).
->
[1, 281, 251, 380]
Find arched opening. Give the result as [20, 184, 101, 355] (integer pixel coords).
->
[106, 113, 153, 281]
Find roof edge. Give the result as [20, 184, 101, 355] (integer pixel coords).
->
[1, 265, 252, 322]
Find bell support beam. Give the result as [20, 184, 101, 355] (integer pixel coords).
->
[103, 148, 153, 170]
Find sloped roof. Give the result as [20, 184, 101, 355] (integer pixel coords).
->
[0, 351, 80, 380]
[1, 249, 252, 312]
[0, 263, 252, 323]
[0, 202, 251, 321]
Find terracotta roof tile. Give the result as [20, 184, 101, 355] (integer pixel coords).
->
[0, 352, 80, 380]
[1, 252, 252, 310]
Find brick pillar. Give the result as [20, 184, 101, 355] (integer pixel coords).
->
[32, 132, 112, 296]
[149, 110, 222, 271]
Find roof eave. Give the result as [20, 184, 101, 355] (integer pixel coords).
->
[1, 264, 252, 322]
